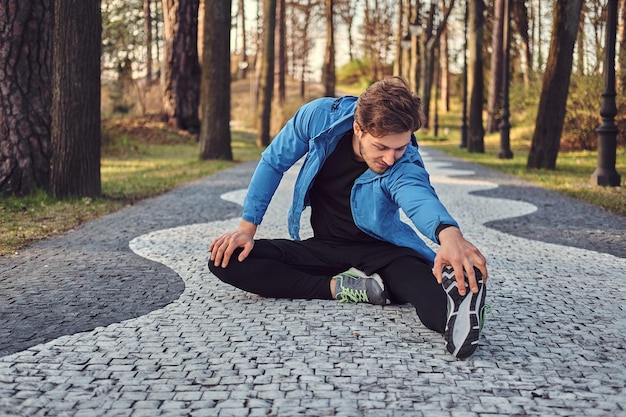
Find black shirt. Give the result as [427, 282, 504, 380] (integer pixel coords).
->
[309, 131, 378, 242]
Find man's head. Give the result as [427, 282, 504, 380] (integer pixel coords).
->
[352, 77, 424, 174]
[354, 76, 423, 137]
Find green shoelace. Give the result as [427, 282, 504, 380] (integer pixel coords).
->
[337, 285, 369, 303]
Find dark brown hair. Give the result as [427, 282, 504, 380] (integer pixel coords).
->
[354, 76, 424, 137]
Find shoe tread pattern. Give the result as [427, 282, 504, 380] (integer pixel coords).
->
[442, 266, 486, 359]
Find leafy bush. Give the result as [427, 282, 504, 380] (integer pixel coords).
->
[562, 75, 626, 151]
[561, 75, 603, 151]
[508, 74, 625, 151]
[336, 59, 374, 87]
[508, 77, 541, 126]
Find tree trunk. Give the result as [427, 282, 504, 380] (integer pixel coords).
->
[296, 0, 313, 99]
[421, 37, 436, 129]
[154, 1, 162, 64]
[401, 0, 412, 83]
[364, 1, 375, 81]
[199, 0, 232, 160]
[486, 0, 504, 133]
[393, 0, 403, 77]
[51, 0, 101, 198]
[276, 0, 286, 104]
[162, 0, 201, 133]
[527, 0, 583, 169]
[256, 0, 276, 147]
[345, 0, 356, 61]
[322, 0, 335, 97]
[591, 2, 603, 75]
[144, 0, 153, 80]
[419, 0, 455, 130]
[0, 0, 53, 196]
[537, 1, 544, 69]
[440, 25, 449, 113]
[238, 0, 248, 79]
[468, 0, 485, 153]
[618, 0, 626, 91]
[529, 0, 536, 72]
[418, 2, 436, 127]
[197, 0, 204, 60]
[576, 5, 585, 75]
[410, 6, 420, 94]
[512, 0, 532, 86]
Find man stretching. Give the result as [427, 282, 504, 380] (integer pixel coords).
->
[208, 76, 489, 358]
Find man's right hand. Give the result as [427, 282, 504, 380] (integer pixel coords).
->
[208, 220, 258, 268]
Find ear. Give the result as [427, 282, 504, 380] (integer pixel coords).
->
[353, 121, 362, 137]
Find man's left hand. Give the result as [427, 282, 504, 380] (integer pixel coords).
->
[433, 226, 488, 296]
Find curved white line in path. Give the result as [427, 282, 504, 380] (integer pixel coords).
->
[1, 151, 625, 416]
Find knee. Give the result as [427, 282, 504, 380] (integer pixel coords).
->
[207, 247, 244, 282]
[207, 259, 218, 275]
[207, 260, 232, 284]
[208, 258, 250, 291]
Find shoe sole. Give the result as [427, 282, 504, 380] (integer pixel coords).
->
[442, 266, 486, 358]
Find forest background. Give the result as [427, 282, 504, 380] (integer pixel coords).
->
[0, 0, 625, 256]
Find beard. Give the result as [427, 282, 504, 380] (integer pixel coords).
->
[358, 140, 389, 174]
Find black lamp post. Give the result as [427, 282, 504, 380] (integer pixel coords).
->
[434, 59, 440, 137]
[460, 0, 468, 148]
[432, 2, 439, 137]
[590, 0, 621, 186]
[498, 0, 513, 159]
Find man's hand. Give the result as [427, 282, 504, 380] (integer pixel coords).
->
[208, 220, 258, 268]
[433, 226, 488, 296]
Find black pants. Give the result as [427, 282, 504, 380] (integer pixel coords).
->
[208, 238, 446, 333]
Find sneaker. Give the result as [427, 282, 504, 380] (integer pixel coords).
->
[333, 267, 390, 305]
[441, 265, 488, 359]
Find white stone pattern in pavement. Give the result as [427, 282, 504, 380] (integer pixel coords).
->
[1, 151, 625, 417]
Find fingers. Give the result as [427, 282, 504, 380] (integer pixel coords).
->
[219, 240, 236, 268]
[238, 241, 254, 262]
[476, 257, 488, 283]
[208, 231, 255, 268]
[433, 255, 467, 295]
[462, 260, 477, 295]
[449, 261, 467, 295]
[208, 233, 234, 268]
[432, 256, 444, 284]
[434, 255, 488, 296]
[467, 252, 488, 288]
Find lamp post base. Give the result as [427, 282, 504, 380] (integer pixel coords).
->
[590, 169, 621, 187]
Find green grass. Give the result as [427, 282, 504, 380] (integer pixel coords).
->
[102, 143, 231, 199]
[0, 125, 262, 256]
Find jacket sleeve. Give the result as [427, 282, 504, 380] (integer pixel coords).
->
[387, 163, 459, 244]
[241, 98, 328, 225]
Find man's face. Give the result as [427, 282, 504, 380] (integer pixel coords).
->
[352, 122, 412, 174]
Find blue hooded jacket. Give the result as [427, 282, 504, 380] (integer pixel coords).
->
[242, 95, 459, 265]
